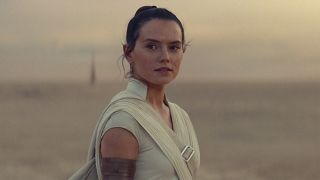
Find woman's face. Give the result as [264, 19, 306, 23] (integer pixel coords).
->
[126, 19, 184, 86]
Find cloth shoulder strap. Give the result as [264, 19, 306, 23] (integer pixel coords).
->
[168, 102, 201, 177]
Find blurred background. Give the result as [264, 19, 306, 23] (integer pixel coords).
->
[1, 0, 319, 179]
[1, 0, 320, 83]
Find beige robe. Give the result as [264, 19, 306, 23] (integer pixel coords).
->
[69, 78, 200, 180]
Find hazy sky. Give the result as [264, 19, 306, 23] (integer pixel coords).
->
[1, 0, 320, 82]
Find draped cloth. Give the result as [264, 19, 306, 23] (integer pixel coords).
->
[69, 86, 200, 180]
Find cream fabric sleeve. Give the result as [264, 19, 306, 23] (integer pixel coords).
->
[102, 111, 142, 145]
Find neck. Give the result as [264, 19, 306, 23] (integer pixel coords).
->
[132, 76, 167, 109]
[146, 84, 166, 109]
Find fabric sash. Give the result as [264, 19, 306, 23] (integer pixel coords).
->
[69, 91, 200, 180]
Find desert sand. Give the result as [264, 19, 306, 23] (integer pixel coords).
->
[1, 81, 319, 180]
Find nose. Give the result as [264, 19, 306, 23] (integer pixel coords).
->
[159, 47, 170, 63]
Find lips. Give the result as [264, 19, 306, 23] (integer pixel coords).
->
[154, 67, 173, 71]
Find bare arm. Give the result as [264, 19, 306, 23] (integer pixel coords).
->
[100, 127, 139, 180]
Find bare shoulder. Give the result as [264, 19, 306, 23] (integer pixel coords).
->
[101, 127, 139, 160]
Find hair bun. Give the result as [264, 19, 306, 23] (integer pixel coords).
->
[134, 6, 157, 16]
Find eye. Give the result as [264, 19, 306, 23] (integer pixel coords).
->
[146, 44, 157, 50]
[170, 45, 181, 52]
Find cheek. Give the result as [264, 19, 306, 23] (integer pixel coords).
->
[132, 51, 152, 71]
[174, 55, 183, 67]
[136, 59, 153, 74]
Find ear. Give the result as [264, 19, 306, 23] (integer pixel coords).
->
[123, 44, 134, 63]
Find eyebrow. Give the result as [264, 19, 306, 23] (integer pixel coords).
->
[143, 38, 182, 44]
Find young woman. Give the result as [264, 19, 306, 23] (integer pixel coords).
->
[70, 6, 200, 180]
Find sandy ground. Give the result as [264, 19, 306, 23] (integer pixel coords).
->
[1, 81, 319, 180]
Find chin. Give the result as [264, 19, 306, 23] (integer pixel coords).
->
[154, 76, 176, 85]
[137, 74, 177, 86]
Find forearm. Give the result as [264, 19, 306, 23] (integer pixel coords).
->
[101, 158, 136, 180]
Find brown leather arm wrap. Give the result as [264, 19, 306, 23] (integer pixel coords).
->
[101, 158, 136, 180]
